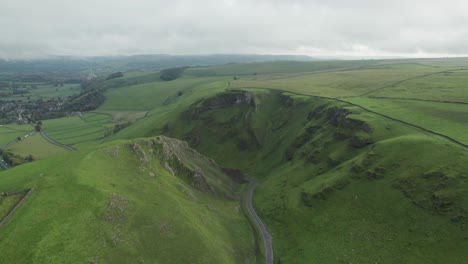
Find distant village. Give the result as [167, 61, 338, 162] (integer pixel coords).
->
[0, 70, 98, 125]
[0, 98, 81, 125]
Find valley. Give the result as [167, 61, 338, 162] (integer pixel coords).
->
[1, 58, 468, 263]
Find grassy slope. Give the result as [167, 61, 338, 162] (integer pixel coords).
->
[0, 136, 254, 264]
[0, 125, 33, 146]
[42, 112, 112, 146]
[370, 70, 468, 103]
[345, 97, 468, 145]
[2, 59, 468, 263]
[104, 64, 468, 263]
[231, 64, 443, 97]
[184, 91, 468, 263]
[225, 62, 468, 149]
[5, 133, 68, 160]
[186, 60, 378, 77]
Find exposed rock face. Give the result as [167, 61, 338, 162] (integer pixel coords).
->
[351, 135, 374, 148]
[328, 108, 352, 127]
[202, 91, 254, 108]
[191, 170, 216, 193]
[184, 91, 255, 119]
[125, 136, 237, 198]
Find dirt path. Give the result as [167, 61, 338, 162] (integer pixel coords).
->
[244, 177, 274, 264]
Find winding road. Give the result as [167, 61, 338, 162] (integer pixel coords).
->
[245, 177, 274, 264]
[39, 130, 76, 151]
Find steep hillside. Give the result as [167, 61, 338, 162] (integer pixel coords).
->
[111, 88, 468, 263]
[4, 60, 468, 263]
[0, 136, 255, 263]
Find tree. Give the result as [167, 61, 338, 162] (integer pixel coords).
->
[160, 67, 188, 81]
[106, 72, 124, 80]
[35, 121, 43, 132]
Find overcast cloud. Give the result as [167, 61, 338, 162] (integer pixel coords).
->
[1, 0, 468, 59]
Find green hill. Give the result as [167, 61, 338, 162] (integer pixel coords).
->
[0, 136, 255, 263]
[104, 68, 468, 262]
[1, 59, 468, 263]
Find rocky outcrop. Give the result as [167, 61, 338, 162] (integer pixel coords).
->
[125, 136, 237, 198]
[184, 91, 256, 119]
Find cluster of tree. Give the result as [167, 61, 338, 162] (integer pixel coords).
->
[0, 149, 34, 167]
[106, 72, 124, 80]
[111, 121, 131, 134]
[62, 90, 105, 112]
[160, 67, 188, 81]
[35, 121, 43, 132]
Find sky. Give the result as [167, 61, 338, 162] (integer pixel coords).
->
[1, 0, 468, 59]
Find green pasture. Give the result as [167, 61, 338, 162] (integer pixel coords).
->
[6, 133, 68, 159]
[230, 63, 445, 98]
[3, 83, 80, 101]
[345, 97, 468, 145]
[42, 113, 112, 146]
[0, 125, 34, 147]
[370, 70, 468, 102]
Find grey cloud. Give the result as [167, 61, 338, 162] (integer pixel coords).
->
[1, 0, 468, 59]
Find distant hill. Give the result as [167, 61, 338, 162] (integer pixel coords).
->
[0, 54, 314, 74]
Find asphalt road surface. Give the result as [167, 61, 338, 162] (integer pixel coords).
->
[245, 177, 274, 264]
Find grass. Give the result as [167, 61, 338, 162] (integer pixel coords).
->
[230, 63, 445, 98]
[0, 137, 255, 263]
[93, 110, 147, 123]
[1, 59, 468, 263]
[107, 84, 468, 263]
[100, 76, 227, 111]
[0, 125, 33, 147]
[370, 70, 468, 102]
[0, 192, 26, 221]
[4, 83, 80, 101]
[5, 133, 68, 160]
[187, 60, 379, 77]
[42, 112, 113, 146]
[344, 97, 468, 145]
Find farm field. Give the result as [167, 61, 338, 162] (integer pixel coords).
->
[344, 97, 468, 145]
[3, 83, 80, 101]
[94, 110, 147, 123]
[230, 63, 445, 98]
[42, 112, 113, 146]
[5, 133, 68, 160]
[99, 76, 227, 111]
[368, 70, 468, 102]
[0, 125, 34, 147]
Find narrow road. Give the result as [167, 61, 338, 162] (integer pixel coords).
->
[39, 130, 76, 151]
[245, 177, 274, 264]
[0, 156, 10, 170]
[0, 130, 36, 170]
